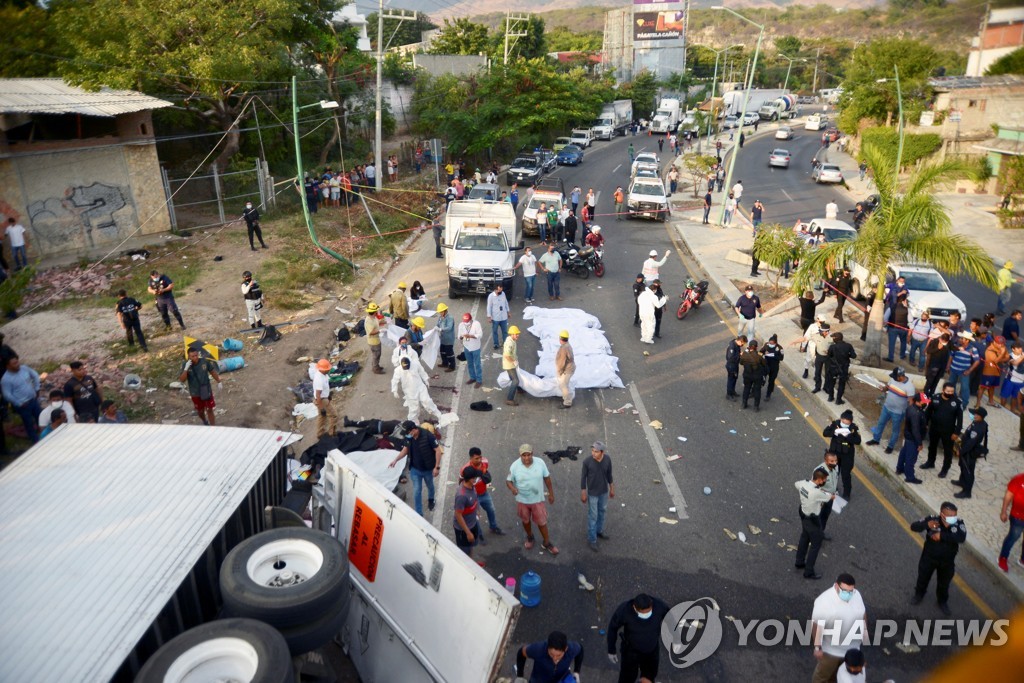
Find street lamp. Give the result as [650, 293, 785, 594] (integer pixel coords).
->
[291, 75, 357, 269]
[707, 43, 743, 140]
[711, 5, 764, 226]
[876, 66, 904, 172]
[777, 52, 806, 92]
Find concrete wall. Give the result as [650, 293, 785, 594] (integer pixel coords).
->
[934, 85, 1024, 138]
[0, 142, 171, 258]
[412, 54, 487, 78]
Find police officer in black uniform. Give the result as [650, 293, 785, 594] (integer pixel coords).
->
[910, 501, 967, 615]
[824, 331, 857, 404]
[761, 333, 785, 401]
[241, 271, 265, 329]
[652, 279, 666, 339]
[823, 409, 862, 500]
[632, 274, 645, 326]
[242, 201, 268, 251]
[953, 407, 989, 499]
[725, 335, 746, 401]
[115, 288, 148, 352]
[606, 593, 672, 683]
[922, 382, 964, 477]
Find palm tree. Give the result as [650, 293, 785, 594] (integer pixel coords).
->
[794, 144, 999, 366]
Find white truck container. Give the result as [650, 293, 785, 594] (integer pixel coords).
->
[722, 88, 789, 117]
[316, 450, 521, 683]
[650, 97, 682, 133]
[443, 200, 522, 299]
[758, 94, 798, 121]
[593, 99, 633, 139]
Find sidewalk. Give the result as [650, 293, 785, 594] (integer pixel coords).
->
[672, 205, 1024, 599]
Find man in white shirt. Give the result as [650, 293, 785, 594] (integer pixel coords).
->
[811, 573, 868, 683]
[836, 648, 866, 683]
[641, 249, 670, 284]
[365, 163, 377, 190]
[6, 218, 28, 270]
[38, 389, 77, 429]
[515, 247, 538, 304]
[731, 180, 744, 206]
[459, 313, 483, 388]
[825, 200, 839, 220]
[486, 283, 509, 349]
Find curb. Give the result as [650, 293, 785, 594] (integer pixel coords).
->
[359, 227, 428, 305]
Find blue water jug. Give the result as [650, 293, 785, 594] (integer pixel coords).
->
[520, 570, 541, 607]
[217, 357, 245, 372]
[222, 338, 244, 351]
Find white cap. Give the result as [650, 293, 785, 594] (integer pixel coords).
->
[649, 249, 658, 257]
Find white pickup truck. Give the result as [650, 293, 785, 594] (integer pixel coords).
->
[570, 128, 593, 148]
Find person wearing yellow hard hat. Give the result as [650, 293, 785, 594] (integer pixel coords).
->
[997, 260, 1015, 315]
[409, 316, 426, 356]
[503, 325, 522, 406]
[555, 330, 576, 409]
[389, 281, 409, 328]
[365, 302, 385, 374]
[435, 303, 456, 372]
[313, 358, 337, 438]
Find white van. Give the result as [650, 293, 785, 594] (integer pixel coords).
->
[805, 113, 825, 131]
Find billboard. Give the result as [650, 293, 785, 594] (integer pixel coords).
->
[634, 10, 685, 40]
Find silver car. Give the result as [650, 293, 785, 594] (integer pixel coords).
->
[769, 148, 791, 168]
[775, 125, 793, 140]
[811, 163, 844, 184]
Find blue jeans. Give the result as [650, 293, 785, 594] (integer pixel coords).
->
[908, 338, 927, 369]
[524, 275, 535, 301]
[871, 406, 905, 449]
[12, 245, 26, 269]
[886, 327, 907, 360]
[506, 367, 519, 401]
[723, 209, 733, 225]
[896, 438, 920, 480]
[478, 492, 500, 531]
[587, 493, 608, 543]
[409, 467, 435, 517]
[14, 398, 41, 443]
[465, 348, 482, 383]
[1000, 517, 1024, 560]
[491, 319, 507, 349]
[539, 222, 547, 242]
[949, 370, 972, 405]
[547, 272, 561, 297]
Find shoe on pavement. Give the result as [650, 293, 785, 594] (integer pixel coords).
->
[920, 463, 936, 470]
[542, 542, 560, 556]
[478, 534, 488, 546]
[524, 535, 535, 550]
[938, 470, 949, 479]
[905, 478, 924, 484]
[1017, 558, 1024, 570]
[506, 400, 519, 406]
[998, 557, 1009, 572]
[559, 404, 571, 409]
[835, 399, 846, 405]
[597, 532, 610, 540]
[910, 594, 924, 605]
[938, 603, 952, 616]
[951, 480, 963, 486]
[802, 369, 809, 379]
[954, 491, 972, 499]
[865, 440, 880, 446]
[467, 378, 476, 385]
[1010, 445, 1024, 452]
[428, 499, 436, 511]
[884, 447, 894, 454]
[795, 563, 807, 569]
[589, 542, 599, 552]
[803, 572, 823, 580]
[490, 527, 505, 536]
[474, 382, 482, 388]
[822, 534, 832, 541]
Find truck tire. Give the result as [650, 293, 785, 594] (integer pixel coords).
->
[448, 285, 460, 299]
[277, 591, 350, 655]
[135, 618, 294, 683]
[220, 528, 347, 629]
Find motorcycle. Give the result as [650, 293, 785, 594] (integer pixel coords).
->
[676, 277, 710, 319]
[556, 243, 605, 279]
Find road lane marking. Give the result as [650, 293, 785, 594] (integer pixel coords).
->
[629, 381, 689, 520]
[431, 297, 480, 527]
[781, 189, 794, 202]
[612, 164, 622, 174]
[663, 221, 998, 619]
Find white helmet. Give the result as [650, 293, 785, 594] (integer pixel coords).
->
[569, 249, 578, 258]
[591, 225, 601, 233]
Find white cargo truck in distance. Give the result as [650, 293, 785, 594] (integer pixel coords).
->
[444, 200, 522, 299]
[758, 94, 798, 121]
[650, 97, 682, 133]
[593, 99, 633, 139]
[722, 88, 789, 117]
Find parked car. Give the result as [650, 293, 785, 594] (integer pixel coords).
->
[570, 129, 593, 148]
[631, 152, 660, 177]
[825, 127, 841, 143]
[555, 144, 584, 166]
[466, 183, 500, 201]
[769, 148, 791, 168]
[800, 218, 857, 245]
[553, 137, 572, 153]
[847, 262, 967, 320]
[721, 115, 740, 130]
[536, 148, 557, 172]
[775, 125, 793, 140]
[507, 156, 544, 186]
[811, 163, 844, 184]
[742, 112, 759, 126]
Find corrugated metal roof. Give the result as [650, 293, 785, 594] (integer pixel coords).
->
[929, 75, 1024, 91]
[0, 78, 173, 117]
[0, 424, 302, 682]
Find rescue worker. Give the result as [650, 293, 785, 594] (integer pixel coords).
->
[815, 452, 841, 538]
[504, 325, 522, 407]
[364, 302, 385, 374]
[555, 330, 576, 409]
[391, 356, 442, 423]
[910, 502, 967, 615]
[606, 593, 671, 683]
[641, 249, 670, 284]
[391, 335, 420, 368]
[313, 358, 337, 438]
[242, 201, 267, 250]
[409, 316, 426, 356]
[241, 271, 264, 329]
[435, 303, 456, 372]
[637, 281, 667, 344]
[389, 281, 410, 329]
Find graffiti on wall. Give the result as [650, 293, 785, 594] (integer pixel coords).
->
[27, 182, 137, 250]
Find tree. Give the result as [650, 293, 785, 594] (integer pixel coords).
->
[367, 11, 436, 50]
[985, 46, 1024, 76]
[752, 225, 808, 295]
[0, 2, 61, 77]
[619, 70, 660, 120]
[55, 0, 331, 172]
[775, 36, 802, 57]
[997, 154, 1024, 229]
[679, 153, 717, 198]
[428, 18, 490, 56]
[546, 27, 602, 54]
[489, 15, 546, 61]
[795, 144, 998, 366]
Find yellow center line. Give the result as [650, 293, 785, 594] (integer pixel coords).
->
[663, 222, 998, 620]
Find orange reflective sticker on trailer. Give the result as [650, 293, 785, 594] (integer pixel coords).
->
[349, 497, 384, 581]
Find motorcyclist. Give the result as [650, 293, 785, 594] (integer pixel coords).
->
[585, 225, 604, 250]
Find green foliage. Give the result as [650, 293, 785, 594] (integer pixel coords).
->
[367, 11, 436, 50]
[998, 154, 1024, 229]
[985, 46, 1024, 76]
[679, 154, 717, 198]
[0, 267, 34, 317]
[752, 225, 808, 294]
[545, 27, 602, 53]
[889, 0, 947, 9]
[383, 52, 416, 85]
[619, 71, 660, 119]
[489, 15, 546, 61]
[428, 18, 490, 56]
[859, 127, 942, 169]
[775, 36, 802, 57]
[0, 3, 61, 77]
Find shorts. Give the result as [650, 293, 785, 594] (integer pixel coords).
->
[330, 188, 340, 200]
[517, 502, 548, 526]
[191, 395, 216, 411]
[454, 524, 479, 551]
[980, 375, 1001, 388]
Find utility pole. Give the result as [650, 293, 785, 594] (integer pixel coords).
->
[811, 47, 821, 97]
[375, 5, 415, 192]
[503, 11, 531, 65]
[680, 0, 691, 75]
[973, 0, 991, 76]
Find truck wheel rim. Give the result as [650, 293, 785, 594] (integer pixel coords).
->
[164, 637, 260, 683]
[246, 538, 324, 587]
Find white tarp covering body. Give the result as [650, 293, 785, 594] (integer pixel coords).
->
[383, 322, 440, 368]
[515, 306, 624, 391]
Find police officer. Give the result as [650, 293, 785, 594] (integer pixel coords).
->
[824, 331, 857, 405]
[922, 382, 964, 477]
[795, 468, 835, 580]
[815, 452, 840, 539]
[242, 201, 267, 251]
[241, 271, 264, 329]
[632, 274, 645, 327]
[761, 333, 785, 401]
[725, 335, 746, 401]
[147, 270, 186, 330]
[606, 593, 671, 683]
[910, 502, 967, 615]
[651, 279, 666, 339]
[823, 409, 862, 500]
[953, 407, 989, 499]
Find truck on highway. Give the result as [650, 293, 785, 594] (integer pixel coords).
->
[758, 94, 798, 121]
[444, 200, 522, 299]
[592, 99, 633, 140]
[650, 97, 682, 134]
[722, 88, 789, 117]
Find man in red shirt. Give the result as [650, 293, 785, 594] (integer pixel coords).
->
[998, 473, 1024, 572]
[461, 447, 505, 543]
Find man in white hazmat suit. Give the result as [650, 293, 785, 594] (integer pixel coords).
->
[637, 280, 668, 344]
[391, 356, 442, 422]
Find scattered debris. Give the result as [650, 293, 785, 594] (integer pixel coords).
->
[577, 574, 595, 591]
[668, 507, 677, 513]
[604, 402, 634, 414]
[737, 532, 747, 543]
[729, 429, 737, 434]
[659, 517, 679, 525]
[649, 419, 663, 430]
[643, 351, 650, 356]
[895, 641, 921, 655]
[748, 525, 762, 535]
[677, 436, 688, 442]
[703, 486, 712, 495]
[775, 416, 791, 421]
[723, 528, 738, 541]
[770, 518, 780, 523]
[666, 454, 681, 462]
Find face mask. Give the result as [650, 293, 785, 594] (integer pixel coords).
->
[746, 292, 753, 298]
[841, 421, 851, 428]
[838, 589, 854, 602]
[400, 343, 407, 349]
[246, 204, 252, 209]
[51, 400, 62, 407]
[945, 515, 958, 525]
[636, 609, 653, 620]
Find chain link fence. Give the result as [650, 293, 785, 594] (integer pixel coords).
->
[162, 159, 277, 232]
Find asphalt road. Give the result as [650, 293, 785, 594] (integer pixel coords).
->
[733, 128, 1017, 320]
[429, 134, 1019, 683]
